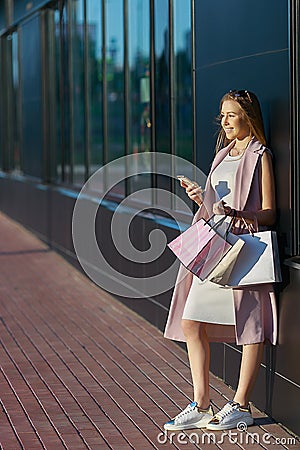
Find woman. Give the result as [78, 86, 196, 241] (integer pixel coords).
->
[164, 90, 277, 431]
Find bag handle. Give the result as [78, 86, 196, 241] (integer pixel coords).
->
[209, 211, 237, 238]
[239, 215, 256, 236]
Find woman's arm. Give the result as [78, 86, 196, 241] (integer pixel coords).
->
[252, 151, 276, 226]
[181, 181, 204, 206]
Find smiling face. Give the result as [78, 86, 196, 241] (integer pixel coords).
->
[220, 100, 251, 141]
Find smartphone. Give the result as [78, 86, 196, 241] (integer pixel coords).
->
[177, 175, 199, 188]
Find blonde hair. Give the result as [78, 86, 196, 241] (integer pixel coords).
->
[216, 90, 267, 153]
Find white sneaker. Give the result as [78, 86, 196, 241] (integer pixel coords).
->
[206, 401, 254, 430]
[164, 402, 214, 431]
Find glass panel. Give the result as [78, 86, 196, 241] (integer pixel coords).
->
[54, 3, 72, 183]
[173, 0, 194, 210]
[105, 0, 125, 199]
[154, 0, 170, 154]
[174, 0, 192, 161]
[106, 0, 125, 162]
[0, 36, 11, 171]
[87, 0, 103, 175]
[54, 8, 62, 182]
[127, 0, 151, 201]
[11, 32, 21, 172]
[154, 0, 171, 208]
[0, 2, 5, 31]
[20, 15, 43, 179]
[71, 0, 85, 185]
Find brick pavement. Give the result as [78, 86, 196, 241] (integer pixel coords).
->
[0, 212, 299, 450]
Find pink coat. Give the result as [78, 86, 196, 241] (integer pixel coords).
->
[164, 138, 278, 345]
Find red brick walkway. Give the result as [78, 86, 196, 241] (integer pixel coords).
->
[0, 212, 299, 450]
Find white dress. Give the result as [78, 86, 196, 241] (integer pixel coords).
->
[182, 153, 242, 325]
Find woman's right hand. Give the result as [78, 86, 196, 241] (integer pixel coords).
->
[180, 180, 203, 206]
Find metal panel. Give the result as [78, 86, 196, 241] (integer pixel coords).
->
[194, 0, 290, 249]
[194, 1, 289, 161]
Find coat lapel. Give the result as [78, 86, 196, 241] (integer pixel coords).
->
[232, 138, 265, 210]
[194, 137, 265, 221]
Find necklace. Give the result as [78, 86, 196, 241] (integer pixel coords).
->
[229, 137, 252, 157]
[225, 151, 245, 161]
[229, 148, 246, 159]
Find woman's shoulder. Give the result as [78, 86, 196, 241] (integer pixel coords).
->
[248, 137, 273, 157]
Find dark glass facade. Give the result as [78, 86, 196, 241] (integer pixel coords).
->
[87, 0, 103, 175]
[0, 0, 299, 436]
[0, 0, 194, 199]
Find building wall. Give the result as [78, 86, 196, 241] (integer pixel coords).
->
[194, 0, 300, 433]
[0, 0, 299, 435]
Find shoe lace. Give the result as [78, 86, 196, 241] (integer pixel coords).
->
[215, 402, 238, 420]
[175, 402, 196, 420]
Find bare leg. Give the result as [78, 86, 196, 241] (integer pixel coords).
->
[181, 319, 210, 409]
[233, 342, 264, 406]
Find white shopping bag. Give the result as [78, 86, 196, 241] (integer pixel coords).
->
[210, 230, 282, 287]
[207, 231, 245, 285]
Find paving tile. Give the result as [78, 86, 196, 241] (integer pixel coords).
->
[0, 212, 298, 450]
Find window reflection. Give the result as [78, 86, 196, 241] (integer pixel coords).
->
[12, 32, 21, 172]
[154, 0, 171, 207]
[173, 0, 194, 210]
[87, 0, 103, 175]
[54, 4, 72, 183]
[174, 0, 193, 161]
[2, 0, 194, 211]
[54, 8, 62, 182]
[71, 0, 85, 185]
[105, 0, 125, 198]
[20, 15, 43, 178]
[128, 0, 151, 200]
[106, 0, 124, 162]
[154, 0, 170, 154]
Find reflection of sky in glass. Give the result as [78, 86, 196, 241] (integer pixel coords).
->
[128, 0, 149, 66]
[87, 1, 102, 59]
[154, 0, 168, 57]
[106, 0, 124, 68]
[84, 1, 125, 67]
[76, 0, 190, 66]
[12, 33, 19, 86]
[174, 0, 191, 53]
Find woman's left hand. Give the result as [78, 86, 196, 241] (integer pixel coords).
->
[212, 200, 233, 215]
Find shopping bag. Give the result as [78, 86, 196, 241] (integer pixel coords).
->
[207, 234, 245, 285]
[167, 216, 244, 281]
[211, 230, 282, 286]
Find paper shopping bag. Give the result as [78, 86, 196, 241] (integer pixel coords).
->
[167, 217, 243, 281]
[212, 230, 282, 286]
[208, 235, 245, 285]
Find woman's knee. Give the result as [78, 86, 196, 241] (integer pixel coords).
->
[181, 319, 206, 339]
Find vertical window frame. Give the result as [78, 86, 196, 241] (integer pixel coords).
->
[123, 0, 130, 196]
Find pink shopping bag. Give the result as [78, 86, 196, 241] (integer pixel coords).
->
[168, 218, 232, 281]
